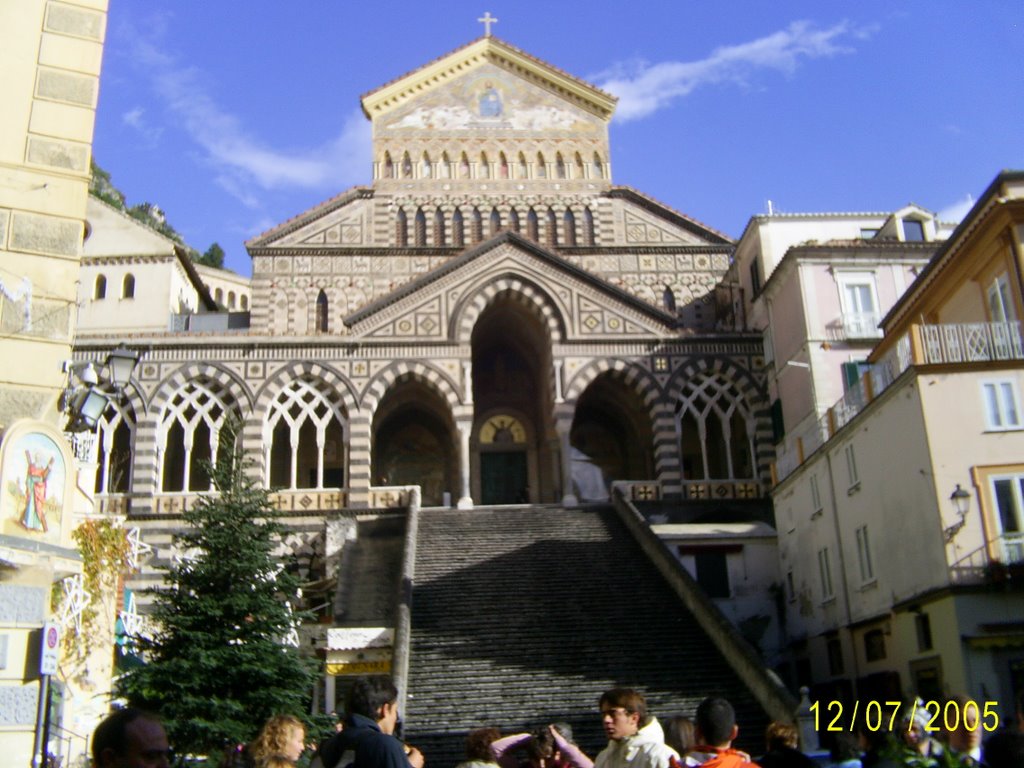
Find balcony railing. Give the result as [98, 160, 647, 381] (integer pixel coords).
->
[921, 321, 1024, 363]
[841, 312, 883, 339]
[773, 322, 1023, 484]
[949, 532, 1024, 585]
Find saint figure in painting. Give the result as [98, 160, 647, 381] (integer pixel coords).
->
[21, 450, 54, 532]
[479, 86, 502, 117]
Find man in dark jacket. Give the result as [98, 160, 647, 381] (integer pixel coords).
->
[313, 676, 425, 768]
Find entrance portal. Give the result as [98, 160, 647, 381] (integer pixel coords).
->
[480, 451, 528, 505]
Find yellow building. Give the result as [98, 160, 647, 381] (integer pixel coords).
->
[0, 1, 110, 765]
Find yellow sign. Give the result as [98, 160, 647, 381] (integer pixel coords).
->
[327, 659, 392, 676]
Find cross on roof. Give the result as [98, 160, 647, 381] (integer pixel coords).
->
[478, 11, 498, 36]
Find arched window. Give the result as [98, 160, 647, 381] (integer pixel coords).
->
[122, 273, 135, 299]
[508, 208, 520, 234]
[499, 152, 509, 178]
[316, 289, 328, 333]
[556, 153, 566, 179]
[575, 152, 585, 179]
[401, 152, 413, 178]
[536, 152, 547, 179]
[95, 402, 135, 495]
[158, 380, 237, 492]
[94, 274, 107, 300]
[546, 208, 558, 247]
[675, 374, 755, 481]
[459, 152, 471, 179]
[489, 208, 501, 237]
[518, 152, 528, 179]
[440, 151, 451, 179]
[593, 152, 604, 179]
[396, 207, 408, 246]
[241, 295, 249, 310]
[452, 209, 465, 247]
[527, 208, 539, 241]
[265, 376, 348, 490]
[421, 152, 432, 178]
[414, 208, 427, 246]
[583, 207, 595, 245]
[434, 209, 446, 246]
[470, 207, 483, 244]
[563, 210, 576, 246]
[383, 152, 394, 178]
[215, 287, 224, 304]
[479, 152, 490, 179]
[227, 291, 236, 309]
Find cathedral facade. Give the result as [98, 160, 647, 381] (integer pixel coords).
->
[78, 35, 770, 520]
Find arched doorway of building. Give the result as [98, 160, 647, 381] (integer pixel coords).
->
[371, 377, 456, 506]
[570, 373, 656, 496]
[470, 295, 556, 504]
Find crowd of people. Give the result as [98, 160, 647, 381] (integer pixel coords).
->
[89, 676, 1024, 768]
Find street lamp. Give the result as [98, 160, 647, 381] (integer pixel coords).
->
[62, 345, 140, 432]
[944, 483, 971, 543]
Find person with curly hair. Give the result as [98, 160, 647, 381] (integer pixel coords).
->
[250, 715, 307, 767]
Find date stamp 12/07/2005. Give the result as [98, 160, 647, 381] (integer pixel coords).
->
[809, 700, 1001, 734]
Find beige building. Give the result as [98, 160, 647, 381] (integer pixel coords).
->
[0, 1, 110, 765]
[770, 171, 1024, 709]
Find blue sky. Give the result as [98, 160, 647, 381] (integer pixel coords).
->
[93, 2, 1023, 276]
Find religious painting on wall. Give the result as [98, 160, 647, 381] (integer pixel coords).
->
[0, 420, 73, 545]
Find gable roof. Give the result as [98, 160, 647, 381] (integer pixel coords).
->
[245, 187, 374, 249]
[361, 36, 617, 121]
[609, 186, 734, 244]
[344, 229, 677, 328]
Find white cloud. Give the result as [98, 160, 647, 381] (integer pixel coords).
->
[129, 35, 371, 205]
[121, 106, 164, 144]
[596, 20, 870, 122]
[938, 194, 974, 223]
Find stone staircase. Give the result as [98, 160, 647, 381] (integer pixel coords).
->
[402, 505, 770, 766]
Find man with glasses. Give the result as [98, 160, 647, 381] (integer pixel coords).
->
[594, 688, 678, 768]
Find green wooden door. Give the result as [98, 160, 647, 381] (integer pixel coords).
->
[480, 451, 528, 505]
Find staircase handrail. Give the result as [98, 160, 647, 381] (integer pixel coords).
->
[611, 485, 798, 721]
[392, 485, 421, 716]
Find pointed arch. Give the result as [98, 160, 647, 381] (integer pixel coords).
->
[383, 151, 394, 178]
[489, 208, 501, 237]
[361, 363, 462, 415]
[508, 208, 520, 234]
[316, 289, 329, 333]
[396, 207, 408, 246]
[546, 208, 558, 247]
[593, 152, 604, 179]
[527, 208, 539, 241]
[518, 152, 528, 179]
[452, 208, 465, 247]
[95, 400, 136, 495]
[479, 151, 490, 179]
[536, 151, 547, 179]
[401, 151, 413, 178]
[575, 152, 585, 179]
[459, 152, 471, 179]
[583, 207, 595, 245]
[450, 274, 568, 345]
[499, 152, 509, 179]
[421, 151, 432, 178]
[674, 373, 757, 481]
[433, 209, 446, 246]
[157, 378, 241, 492]
[563, 209, 576, 247]
[471, 207, 483, 244]
[414, 207, 427, 246]
[440, 151, 451, 179]
[264, 374, 349, 490]
[555, 153, 566, 179]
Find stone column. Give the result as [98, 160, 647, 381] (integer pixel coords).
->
[456, 418, 474, 509]
[556, 417, 577, 507]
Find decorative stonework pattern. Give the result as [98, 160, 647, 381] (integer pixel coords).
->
[0, 684, 39, 726]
